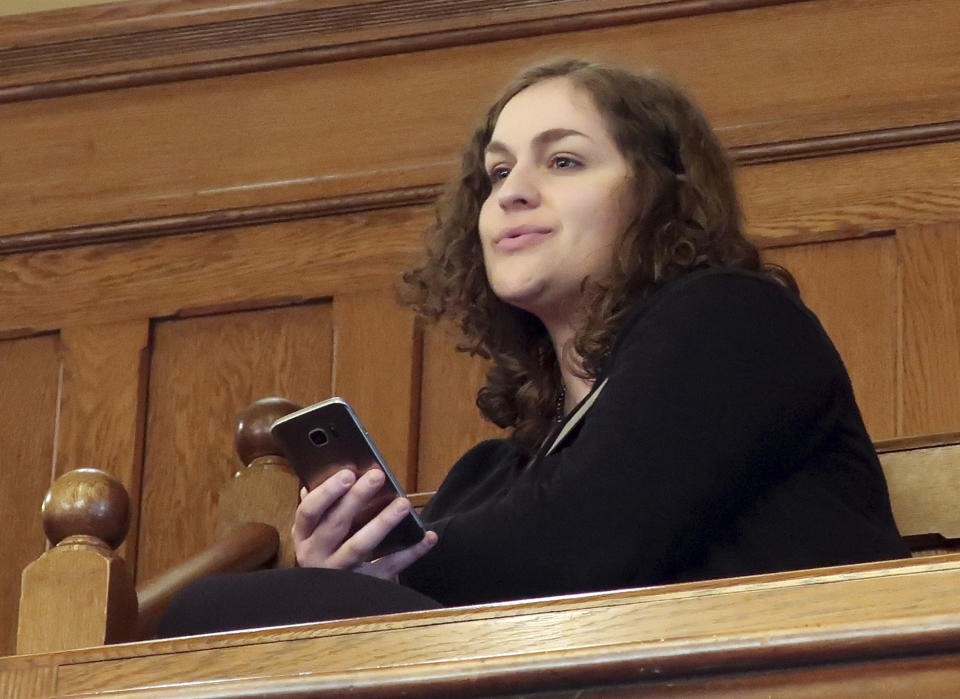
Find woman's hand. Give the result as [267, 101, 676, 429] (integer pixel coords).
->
[291, 467, 438, 580]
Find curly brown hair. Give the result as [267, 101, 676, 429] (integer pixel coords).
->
[404, 59, 793, 450]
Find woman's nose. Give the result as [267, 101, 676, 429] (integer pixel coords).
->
[497, 166, 540, 210]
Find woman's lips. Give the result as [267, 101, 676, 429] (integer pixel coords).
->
[495, 226, 553, 251]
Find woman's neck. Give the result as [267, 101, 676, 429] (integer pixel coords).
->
[545, 319, 594, 416]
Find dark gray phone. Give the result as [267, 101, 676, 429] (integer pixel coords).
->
[270, 397, 427, 559]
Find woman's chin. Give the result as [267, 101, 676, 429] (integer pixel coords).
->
[492, 282, 543, 309]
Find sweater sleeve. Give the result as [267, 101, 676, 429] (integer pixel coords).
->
[403, 272, 845, 605]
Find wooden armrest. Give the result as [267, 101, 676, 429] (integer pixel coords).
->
[135, 522, 279, 639]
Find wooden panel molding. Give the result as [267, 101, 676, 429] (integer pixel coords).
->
[0, 0, 803, 102]
[734, 119, 960, 167]
[0, 208, 429, 336]
[0, 334, 60, 657]
[764, 235, 899, 440]
[1, 0, 959, 240]
[4, 122, 960, 256]
[899, 222, 960, 436]
[3, 137, 959, 340]
[0, 185, 437, 255]
[332, 290, 421, 490]
[136, 303, 334, 583]
[741, 140, 960, 247]
[418, 323, 505, 491]
[57, 321, 150, 569]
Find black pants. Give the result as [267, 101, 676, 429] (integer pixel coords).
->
[158, 568, 442, 638]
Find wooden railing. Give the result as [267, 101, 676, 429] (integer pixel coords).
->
[15, 398, 304, 654]
[10, 402, 960, 695]
[6, 553, 960, 696]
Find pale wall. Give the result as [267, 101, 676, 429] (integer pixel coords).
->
[0, 0, 125, 17]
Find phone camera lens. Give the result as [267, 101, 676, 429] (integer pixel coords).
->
[308, 428, 328, 447]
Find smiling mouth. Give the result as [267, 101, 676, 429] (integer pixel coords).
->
[496, 226, 553, 251]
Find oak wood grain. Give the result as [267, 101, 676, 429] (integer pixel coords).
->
[765, 235, 898, 439]
[418, 322, 506, 491]
[39, 555, 960, 696]
[0, 334, 60, 657]
[57, 321, 149, 570]
[16, 537, 137, 655]
[332, 289, 421, 491]
[899, 223, 960, 436]
[1, 0, 959, 237]
[0, 209, 428, 336]
[0, 0, 694, 90]
[136, 303, 334, 583]
[215, 458, 300, 570]
[876, 432, 960, 453]
[642, 654, 960, 697]
[741, 140, 960, 246]
[136, 522, 279, 640]
[4, 120, 960, 258]
[0, 666, 54, 699]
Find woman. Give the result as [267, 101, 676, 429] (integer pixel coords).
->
[160, 60, 907, 635]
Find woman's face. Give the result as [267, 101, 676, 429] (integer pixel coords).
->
[479, 77, 635, 325]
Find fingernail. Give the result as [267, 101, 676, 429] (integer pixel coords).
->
[368, 469, 385, 485]
[392, 498, 409, 515]
[340, 471, 355, 486]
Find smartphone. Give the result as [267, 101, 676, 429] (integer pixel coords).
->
[270, 397, 426, 559]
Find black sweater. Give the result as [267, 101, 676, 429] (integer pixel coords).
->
[401, 269, 908, 606]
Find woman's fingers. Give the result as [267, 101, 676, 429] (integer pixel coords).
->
[328, 495, 412, 569]
[291, 468, 431, 574]
[365, 530, 439, 580]
[291, 468, 356, 542]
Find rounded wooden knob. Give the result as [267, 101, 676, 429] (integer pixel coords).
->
[235, 397, 302, 465]
[42, 469, 130, 549]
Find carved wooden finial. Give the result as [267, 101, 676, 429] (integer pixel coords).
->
[19, 468, 136, 654]
[42, 468, 130, 550]
[234, 396, 301, 466]
[220, 397, 304, 568]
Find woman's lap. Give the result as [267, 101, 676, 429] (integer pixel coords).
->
[158, 567, 442, 638]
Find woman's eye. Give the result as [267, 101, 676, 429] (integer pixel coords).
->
[551, 155, 581, 170]
[487, 166, 511, 182]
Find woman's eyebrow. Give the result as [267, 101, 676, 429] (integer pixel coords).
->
[485, 128, 590, 157]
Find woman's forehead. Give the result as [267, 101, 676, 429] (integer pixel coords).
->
[489, 78, 612, 149]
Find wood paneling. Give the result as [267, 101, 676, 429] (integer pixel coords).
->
[0, 209, 427, 335]
[899, 223, 960, 436]
[136, 303, 333, 583]
[57, 321, 149, 568]
[1, 0, 959, 238]
[741, 140, 960, 246]
[765, 235, 899, 440]
[0, 0, 668, 88]
[3, 0, 960, 676]
[418, 323, 505, 491]
[0, 334, 60, 657]
[332, 290, 420, 491]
